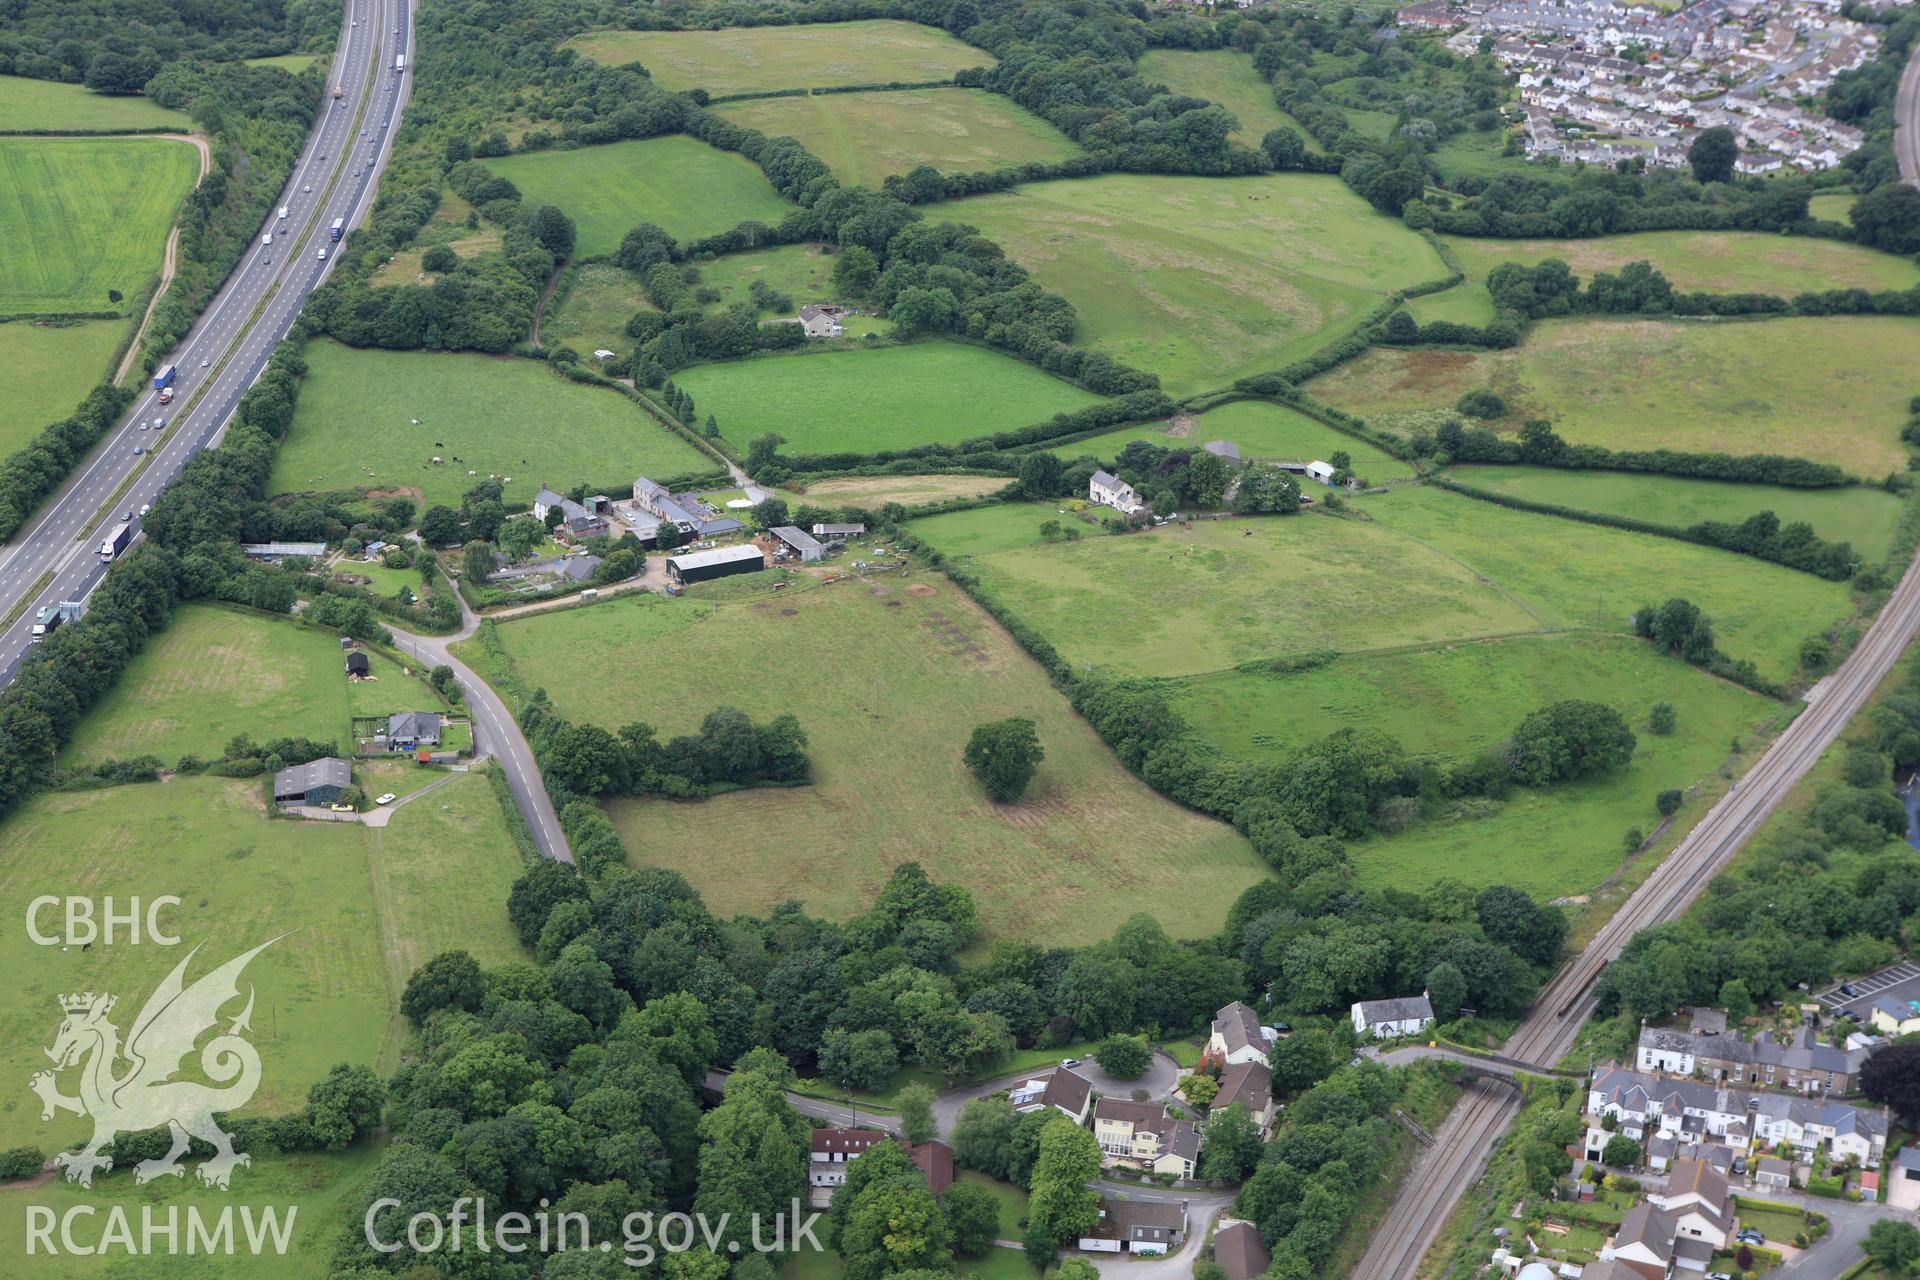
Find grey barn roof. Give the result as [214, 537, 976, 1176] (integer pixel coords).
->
[273, 756, 350, 799]
[770, 526, 824, 554]
[669, 545, 764, 572]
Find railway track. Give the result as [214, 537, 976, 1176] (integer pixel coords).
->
[1351, 544, 1920, 1280]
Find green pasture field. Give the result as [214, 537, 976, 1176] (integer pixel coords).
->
[780, 473, 1011, 508]
[1808, 192, 1857, 223]
[542, 261, 653, 357]
[1360, 485, 1852, 683]
[1305, 316, 1920, 478]
[269, 340, 712, 506]
[58, 605, 444, 767]
[0, 317, 124, 456]
[931, 174, 1448, 396]
[1133, 49, 1322, 148]
[1448, 465, 1904, 561]
[696, 242, 838, 316]
[1044, 398, 1415, 482]
[910, 501, 1541, 677]
[1171, 632, 1778, 899]
[1404, 281, 1496, 327]
[0, 73, 192, 132]
[1442, 230, 1920, 296]
[1428, 129, 1530, 181]
[713, 89, 1077, 188]
[672, 343, 1100, 456]
[0, 136, 199, 315]
[480, 580, 1266, 944]
[245, 53, 321, 72]
[369, 187, 503, 287]
[0, 1144, 385, 1279]
[486, 136, 792, 257]
[565, 20, 993, 95]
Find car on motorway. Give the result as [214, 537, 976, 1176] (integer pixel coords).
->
[122, 512, 132, 522]
[133, 446, 144, 455]
[140, 504, 150, 516]
[376, 793, 397, 805]
[303, 184, 312, 193]
[156, 387, 173, 404]
[318, 248, 328, 260]
[201, 358, 209, 367]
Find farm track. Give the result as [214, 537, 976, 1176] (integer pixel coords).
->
[112, 133, 213, 385]
[1352, 542, 1920, 1280]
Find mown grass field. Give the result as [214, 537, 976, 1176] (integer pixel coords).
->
[542, 261, 653, 357]
[1443, 230, 1920, 296]
[1360, 485, 1852, 683]
[487, 136, 792, 256]
[566, 20, 993, 94]
[482, 580, 1266, 943]
[1808, 192, 1857, 223]
[714, 89, 1077, 188]
[673, 343, 1100, 455]
[0, 317, 125, 456]
[245, 53, 321, 73]
[1449, 464, 1904, 561]
[1134, 48, 1323, 147]
[1306, 317, 1920, 477]
[270, 341, 712, 506]
[0, 1143, 386, 1279]
[0, 137, 199, 315]
[932, 174, 1448, 396]
[911, 502, 1541, 677]
[697, 242, 838, 315]
[1405, 281, 1496, 327]
[58, 605, 442, 767]
[1045, 399, 1415, 482]
[0, 73, 192, 131]
[781, 473, 1011, 508]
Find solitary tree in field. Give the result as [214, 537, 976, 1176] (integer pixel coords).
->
[963, 718, 1044, 802]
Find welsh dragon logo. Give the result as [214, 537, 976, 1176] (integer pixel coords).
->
[30, 938, 278, 1190]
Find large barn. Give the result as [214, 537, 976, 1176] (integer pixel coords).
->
[668, 545, 765, 585]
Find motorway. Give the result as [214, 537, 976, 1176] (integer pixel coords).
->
[1898, 35, 1920, 185]
[1352, 544, 1920, 1280]
[0, 0, 414, 681]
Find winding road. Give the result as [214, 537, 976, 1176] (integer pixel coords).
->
[1351, 546, 1920, 1280]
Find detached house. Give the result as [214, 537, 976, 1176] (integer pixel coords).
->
[385, 711, 443, 750]
[1009, 1067, 1094, 1124]
[1092, 1099, 1201, 1178]
[1208, 1001, 1277, 1067]
[1089, 470, 1145, 516]
[1213, 1060, 1276, 1136]
[1351, 995, 1434, 1040]
[1600, 1156, 1731, 1279]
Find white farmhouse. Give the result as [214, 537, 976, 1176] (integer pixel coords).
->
[1089, 470, 1145, 515]
[1351, 994, 1434, 1040]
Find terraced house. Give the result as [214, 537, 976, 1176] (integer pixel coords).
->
[1635, 1024, 1870, 1094]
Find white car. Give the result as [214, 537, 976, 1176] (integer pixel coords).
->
[200, 357, 209, 366]
[303, 184, 312, 193]
[375, 793, 396, 805]
[317, 248, 327, 260]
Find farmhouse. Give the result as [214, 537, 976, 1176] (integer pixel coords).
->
[1008, 1066, 1093, 1123]
[1077, 1199, 1187, 1255]
[769, 526, 825, 563]
[1351, 994, 1434, 1040]
[533, 485, 610, 539]
[1089, 470, 1145, 515]
[272, 757, 351, 807]
[345, 651, 370, 678]
[633, 476, 746, 539]
[386, 711, 443, 750]
[797, 304, 847, 338]
[1207, 1001, 1278, 1067]
[1212, 1221, 1270, 1280]
[667, 544, 765, 586]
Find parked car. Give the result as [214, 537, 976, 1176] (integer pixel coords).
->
[1060, 1058, 1080, 1067]
[375, 793, 397, 805]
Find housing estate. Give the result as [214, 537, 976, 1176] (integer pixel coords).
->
[1351, 994, 1435, 1040]
[1635, 1023, 1869, 1094]
[1585, 1062, 1886, 1165]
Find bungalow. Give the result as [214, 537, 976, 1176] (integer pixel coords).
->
[769, 526, 825, 563]
[1077, 1199, 1187, 1256]
[272, 757, 351, 807]
[1009, 1066, 1094, 1124]
[558, 555, 603, 583]
[345, 651, 370, 678]
[1211, 1221, 1270, 1280]
[385, 711, 442, 750]
[1351, 994, 1434, 1040]
[1089, 470, 1146, 516]
[1208, 1001, 1278, 1067]
[1213, 1060, 1276, 1135]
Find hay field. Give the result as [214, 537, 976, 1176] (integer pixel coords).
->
[566, 20, 993, 94]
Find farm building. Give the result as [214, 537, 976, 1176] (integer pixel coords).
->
[386, 711, 443, 750]
[770, 526, 825, 563]
[1211, 1222, 1270, 1280]
[559, 555, 603, 583]
[668, 544, 765, 585]
[241, 541, 328, 560]
[813, 522, 866, 539]
[633, 477, 747, 538]
[1305, 461, 1338, 485]
[345, 651, 370, 678]
[273, 757, 351, 807]
[1089, 470, 1145, 515]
